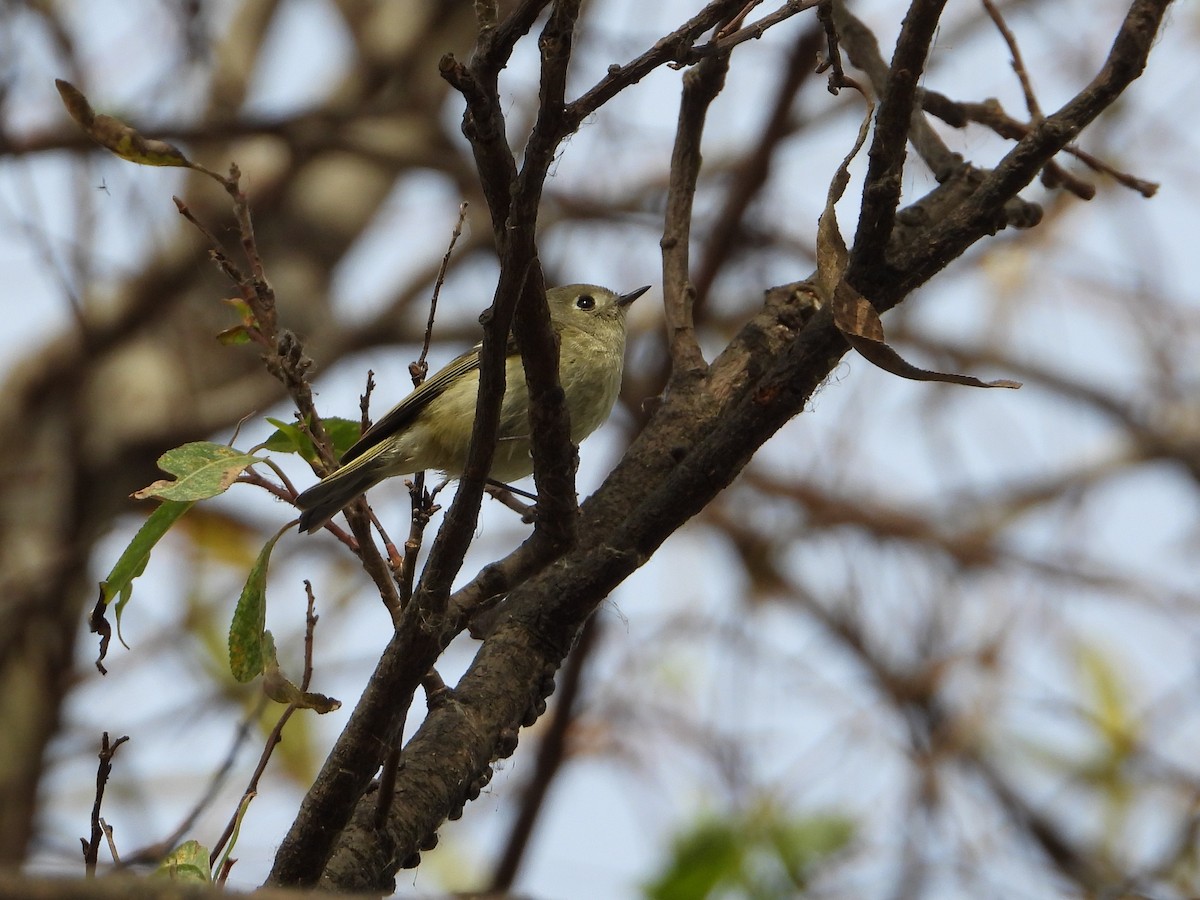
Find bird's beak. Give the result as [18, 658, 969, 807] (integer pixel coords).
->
[618, 285, 652, 307]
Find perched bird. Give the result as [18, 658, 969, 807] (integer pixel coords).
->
[295, 283, 651, 532]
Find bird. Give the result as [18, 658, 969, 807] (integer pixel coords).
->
[294, 283, 651, 533]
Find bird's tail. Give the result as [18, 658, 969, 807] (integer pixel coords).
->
[295, 455, 388, 534]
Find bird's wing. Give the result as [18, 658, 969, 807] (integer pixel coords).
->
[340, 341, 493, 464]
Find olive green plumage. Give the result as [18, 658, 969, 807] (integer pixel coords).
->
[295, 283, 650, 532]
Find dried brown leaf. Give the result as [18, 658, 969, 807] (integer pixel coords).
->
[833, 282, 1021, 389]
[816, 89, 1019, 390]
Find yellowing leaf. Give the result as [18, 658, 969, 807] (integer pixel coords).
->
[228, 525, 288, 682]
[56, 79, 192, 168]
[261, 633, 341, 713]
[177, 507, 262, 569]
[133, 442, 260, 502]
[1077, 643, 1136, 757]
[153, 839, 211, 882]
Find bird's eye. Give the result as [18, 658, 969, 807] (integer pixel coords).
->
[575, 294, 596, 310]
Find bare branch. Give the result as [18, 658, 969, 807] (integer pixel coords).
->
[893, 0, 1174, 293]
[81, 733, 129, 876]
[662, 54, 732, 375]
[847, 0, 949, 276]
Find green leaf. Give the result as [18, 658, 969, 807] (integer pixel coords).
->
[99, 499, 194, 647]
[645, 817, 742, 900]
[644, 806, 854, 900]
[324, 417, 364, 456]
[212, 794, 254, 883]
[261, 417, 308, 456]
[153, 839, 211, 882]
[261, 416, 361, 462]
[100, 500, 193, 606]
[228, 524, 288, 682]
[133, 441, 260, 501]
[216, 324, 252, 346]
[767, 814, 854, 889]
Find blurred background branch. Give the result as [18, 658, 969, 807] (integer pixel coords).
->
[0, 1, 1193, 897]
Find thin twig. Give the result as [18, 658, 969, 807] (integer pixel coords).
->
[400, 478, 439, 609]
[692, 24, 822, 304]
[209, 713, 293, 867]
[970, 2, 1104, 197]
[485, 484, 537, 520]
[923, 94, 1157, 198]
[209, 585, 321, 868]
[124, 696, 268, 866]
[216, 854, 237, 886]
[980, 0, 1043, 121]
[385, 202, 470, 612]
[177, 166, 338, 469]
[715, 1, 765, 39]
[373, 748, 403, 829]
[359, 369, 375, 434]
[565, 0, 754, 127]
[815, 1, 845, 91]
[239, 466, 298, 498]
[223, 164, 270, 290]
[414, 201, 469, 382]
[99, 819, 120, 865]
[301, 581, 318, 687]
[691, 0, 822, 60]
[82, 732, 129, 876]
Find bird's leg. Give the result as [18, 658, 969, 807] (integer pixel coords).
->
[486, 479, 536, 501]
[485, 481, 537, 522]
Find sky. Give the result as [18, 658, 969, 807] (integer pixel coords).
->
[5, 1, 1200, 897]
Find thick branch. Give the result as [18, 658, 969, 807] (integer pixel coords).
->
[488, 616, 600, 891]
[316, 287, 846, 891]
[831, 2, 963, 178]
[272, 4, 585, 885]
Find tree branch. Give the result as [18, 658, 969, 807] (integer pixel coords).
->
[264, 0, 1173, 891]
[891, 0, 1174, 294]
[847, 0, 948, 276]
[662, 53, 731, 377]
[488, 616, 601, 891]
[565, 0, 752, 126]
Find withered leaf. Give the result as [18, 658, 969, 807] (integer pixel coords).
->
[816, 89, 1020, 391]
[833, 282, 1021, 389]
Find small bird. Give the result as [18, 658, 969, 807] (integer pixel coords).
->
[295, 283, 651, 533]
